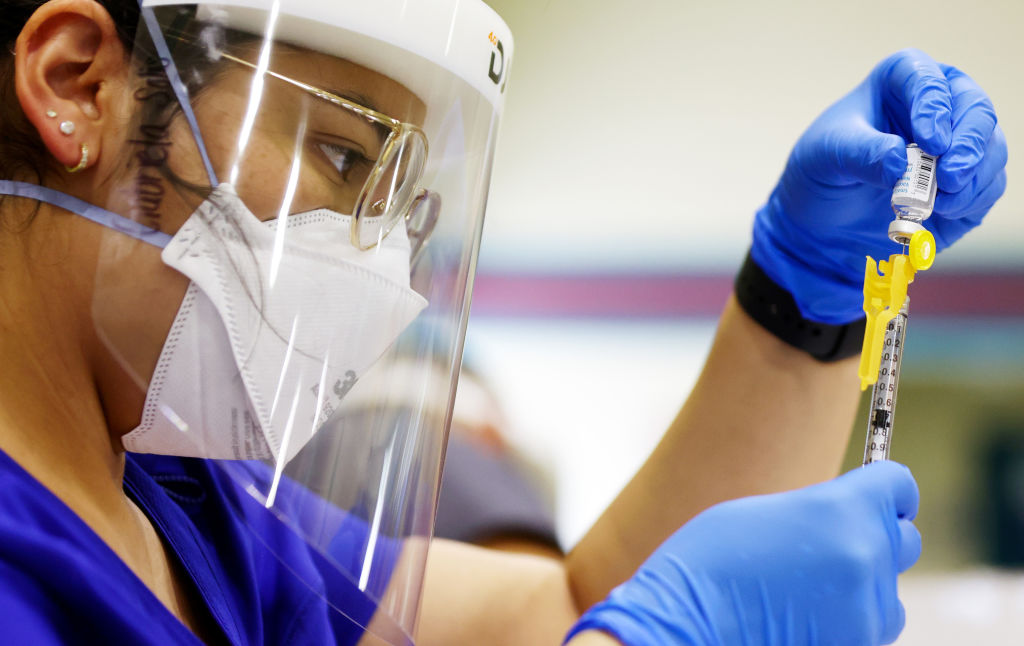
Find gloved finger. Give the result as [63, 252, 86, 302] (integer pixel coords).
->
[873, 555, 905, 646]
[880, 600, 907, 645]
[930, 169, 1007, 248]
[897, 519, 922, 573]
[936, 65, 1000, 193]
[825, 126, 907, 188]
[878, 49, 952, 154]
[858, 461, 920, 521]
[934, 124, 1008, 214]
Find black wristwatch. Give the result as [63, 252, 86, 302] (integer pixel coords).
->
[734, 251, 866, 362]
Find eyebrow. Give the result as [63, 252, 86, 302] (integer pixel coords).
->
[325, 88, 380, 116]
[220, 52, 385, 119]
[315, 89, 391, 155]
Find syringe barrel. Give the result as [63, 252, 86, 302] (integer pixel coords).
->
[863, 299, 910, 465]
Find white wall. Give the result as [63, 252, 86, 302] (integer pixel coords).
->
[479, 0, 1024, 272]
[466, 319, 716, 546]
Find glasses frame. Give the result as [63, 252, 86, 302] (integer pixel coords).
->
[220, 52, 436, 257]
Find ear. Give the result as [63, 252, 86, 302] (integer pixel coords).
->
[14, 0, 129, 173]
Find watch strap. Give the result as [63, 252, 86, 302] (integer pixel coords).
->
[734, 251, 866, 362]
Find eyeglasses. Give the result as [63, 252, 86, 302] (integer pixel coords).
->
[220, 52, 440, 263]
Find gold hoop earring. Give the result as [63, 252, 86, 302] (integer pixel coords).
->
[65, 144, 89, 173]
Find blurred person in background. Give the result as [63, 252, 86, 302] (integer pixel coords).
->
[288, 347, 563, 559]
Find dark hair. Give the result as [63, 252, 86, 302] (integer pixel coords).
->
[0, 1, 140, 185]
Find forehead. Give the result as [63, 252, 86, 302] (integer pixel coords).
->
[264, 46, 428, 127]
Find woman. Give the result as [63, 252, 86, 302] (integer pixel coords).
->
[0, 0, 1006, 644]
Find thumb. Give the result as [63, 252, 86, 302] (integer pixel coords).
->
[825, 124, 908, 188]
[855, 461, 921, 521]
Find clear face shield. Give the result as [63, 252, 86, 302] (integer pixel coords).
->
[85, 0, 511, 642]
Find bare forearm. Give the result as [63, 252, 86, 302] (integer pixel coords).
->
[416, 295, 864, 637]
[566, 631, 622, 646]
[417, 539, 578, 646]
[566, 294, 862, 609]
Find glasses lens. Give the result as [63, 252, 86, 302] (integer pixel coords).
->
[355, 129, 427, 249]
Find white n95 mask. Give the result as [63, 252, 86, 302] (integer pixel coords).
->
[121, 184, 428, 462]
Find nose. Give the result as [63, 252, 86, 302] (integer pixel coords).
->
[408, 189, 440, 265]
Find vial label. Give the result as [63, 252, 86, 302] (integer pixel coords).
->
[892, 144, 937, 205]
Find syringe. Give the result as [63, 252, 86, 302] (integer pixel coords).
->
[859, 143, 938, 465]
[863, 299, 908, 464]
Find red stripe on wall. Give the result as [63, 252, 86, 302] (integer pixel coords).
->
[470, 273, 1024, 318]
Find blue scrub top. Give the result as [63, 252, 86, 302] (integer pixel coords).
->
[0, 449, 400, 645]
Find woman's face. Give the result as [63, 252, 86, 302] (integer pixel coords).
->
[90, 44, 426, 438]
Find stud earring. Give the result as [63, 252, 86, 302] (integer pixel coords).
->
[59, 120, 76, 135]
[65, 144, 89, 174]
[46, 110, 58, 119]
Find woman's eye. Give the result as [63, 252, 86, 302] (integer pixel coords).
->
[318, 142, 364, 180]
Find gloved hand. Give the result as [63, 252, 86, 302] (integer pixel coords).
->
[565, 461, 921, 646]
[752, 48, 1008, 324]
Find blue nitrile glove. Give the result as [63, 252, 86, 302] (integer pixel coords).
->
[752, 48, 1008, 324]
[565, 461, 921, 646]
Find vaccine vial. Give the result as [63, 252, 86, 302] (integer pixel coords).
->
[889, 144, 938, 244]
